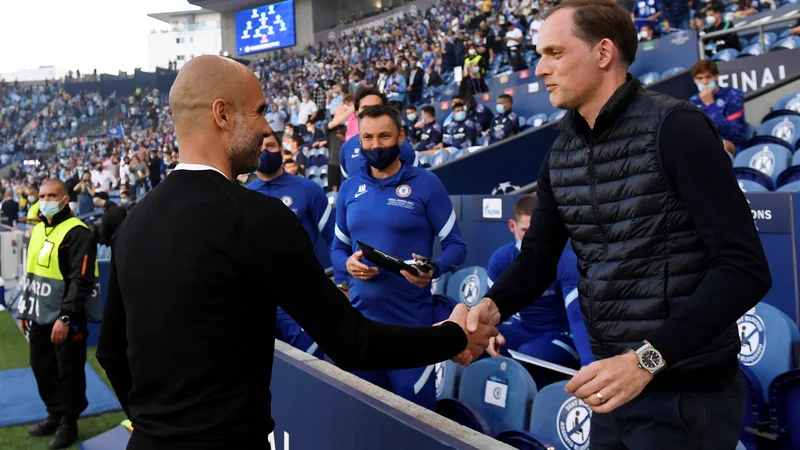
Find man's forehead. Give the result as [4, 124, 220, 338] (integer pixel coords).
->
[360, 115, 396, 132]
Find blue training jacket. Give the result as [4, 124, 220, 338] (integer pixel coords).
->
[332, 161, 466, 326]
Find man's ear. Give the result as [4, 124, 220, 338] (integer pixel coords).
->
[212, 99, 234, 130]
[596, 38, 615, 70]
[397, 125, 406, 145]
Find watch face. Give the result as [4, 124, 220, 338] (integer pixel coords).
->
[641, 350, 661, 370]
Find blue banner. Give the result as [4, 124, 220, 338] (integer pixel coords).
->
[716, 49, 800, 95]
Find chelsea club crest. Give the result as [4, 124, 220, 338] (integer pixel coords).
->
[281, 196, 293, 207]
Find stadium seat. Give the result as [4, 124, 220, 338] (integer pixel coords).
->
[435, 398, 492, 435]
[431, 271, 450, 296]
[325, 191, 337, 205]
[772, 36, 800, 51]
[457, 357, 538, 436]
[749, 32, 779, 48]
[737, 303, 800, 399]
[740, 365, 769, 449]
[639, 71, 661, 86]
[548, 110, 566, 123]
[435, 359, 465, 400]
[496, 430, 555, 450]
[527, 113, 549, 128]
[773, 92, 800, 113]
[319, 165, 328, 178]
[768, 369, 800, 450]
[780, 180, 800, 191]
[518, 116, 527, 128]
[431, 150, 450, 166]
[418, 153, 431, 168]
[529, 380, 592, 450]
[660, 66, 685, 78]
[734, 145, 791, 187]
[757, 115, 800, 150]
[449, 149, 467, 160]
[740, 43, 766, 57]
[735, 167, 775, 191]
[306, 166, 319, 179]
[739, 179, 770, 192]
[713, 48, 740, 61]
[446, 266, 489, 308]
[777, 166, 800, 189]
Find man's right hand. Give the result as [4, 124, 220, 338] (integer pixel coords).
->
[486, 331, 506, 357]
[444, 304, 499, 364]
[452, 297, 502, 365]
[19, 319, 30, 334]
[346, 250, 380, 280]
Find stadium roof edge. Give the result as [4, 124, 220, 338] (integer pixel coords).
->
[147, 8, 216, 23]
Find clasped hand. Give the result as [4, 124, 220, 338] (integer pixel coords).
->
[437, 303, 499, 365]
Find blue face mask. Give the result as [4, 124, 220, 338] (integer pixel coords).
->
[454, 111, 467, 122]
[257, 150, 284, 174]
[407, 113, 417, 122]
[40, 197, 65, 219]
[362, 143, 401, 170]
[496, 104, 506, 114]
[696, 80, 717, 92]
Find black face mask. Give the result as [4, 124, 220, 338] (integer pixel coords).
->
[257, 150, 284, 174]
[362, 143, 401, 170]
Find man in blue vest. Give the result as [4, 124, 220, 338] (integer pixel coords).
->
[18, 179, 98, 449]
[339, 88, 417, 180]
[488, 94, 520, 144]
[332, 104, 466, 409]
[440, 102, 479, 151]
[415, 105, 445, 154]
[247, 134, 333, 359]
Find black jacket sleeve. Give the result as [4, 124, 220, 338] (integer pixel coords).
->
[96, 253, 132, 417]
[59, 225, 97, 317]
[484, 155, 570, 320]
[247, 197, 468, 372]
[646, 107, 772, 365]
[99, 205, 127, 247]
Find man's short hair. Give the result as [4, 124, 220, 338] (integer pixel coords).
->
[406, 105, 417, 112]
[289, 135, 302, 146]
[358, 104, 402, 133]
[421, 105, 436, 117]
[546, 0, 639, 67]
[284, 158, 297, 165]
[691, 59, 719, 78]
[498, 94, 513, 103]
[305, 119, 315, 126]
[355, 87, 386, 111]
[708, 1, 725, 13]
[514, 195, 537, 221]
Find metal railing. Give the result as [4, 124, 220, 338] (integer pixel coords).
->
[698, 14, 800, 59]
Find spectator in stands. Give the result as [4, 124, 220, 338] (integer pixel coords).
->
[1, 190, 18, 226]
[505, 22, 527, 70]
[332, 104, 467, 410]
[385, 63, 408, 111]
[406, 57, 424, 106]
[148, 150, 162, 189]
[463, 1, 770, 447]
[305, 120, 326, 148]
[639, 23, 656, 41]
[284, 135, 306, 174]
[297, 91, 317, 125]
[74, 172, 96, 215]
[129, 156, 149, 197]
[119, 190, 135, 211]
[662, 0, 691, 29]
[632, 0, 662, 21]
[459, 58, 489, 97]
[414, 106, 444, 154]
[91, 161, 116, 193]
[424, 64, 443, 90]
[689, 60, 745, 156]
[440, 103, 479, 151]
[733, 0, 763, 17]
[339, 88, 417, 180]
[488, 94, 520, 144]
[528, 9, 544, 53]
[326, 84, 344, 118]
[403, 105, 421, 146]
[64, 169, 79, 212]
[92, 191, 127, 247]
[697, 1, 742, 56]
[485, 196, 592, 377]
[283, 158, 299, 176]
[266, 104, 287, 140]
[20, 180, 97, 450]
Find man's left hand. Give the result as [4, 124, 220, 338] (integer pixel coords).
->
[400, 253, 434, 288]
[564, 351, 653, 414]
[51, 319, 69, 345]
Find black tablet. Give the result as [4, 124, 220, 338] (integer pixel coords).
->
[357, 241, 421, 277]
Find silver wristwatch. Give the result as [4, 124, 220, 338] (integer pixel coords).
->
[634, 340, 666, 375]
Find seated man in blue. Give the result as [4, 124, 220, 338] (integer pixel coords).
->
[439, 102, 478, 152]
[339, 88, 418, 180]
[486, 196, 594, 374]
[689, 60, 745, 157]
[487, 94, 520, 144]
[414, 105, 444, 155]
[332, 104, 466, 410]
[247, 134, 334, 359]
[403, 105, 421, 146]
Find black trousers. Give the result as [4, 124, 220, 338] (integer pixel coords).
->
[128, 431, 270, 450]
[590, 372, 746, 450]
[29, 317, 89, 420]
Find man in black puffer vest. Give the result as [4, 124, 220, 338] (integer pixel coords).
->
[456, 1, 772, 448]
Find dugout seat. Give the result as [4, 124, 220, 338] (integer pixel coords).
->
[457, 357, 538, 436]
[431, 150, 450, 167]
[431, 271, 450, 296]
[306, 166, 319, 179]
[548, 110, 566, 123]
[738, 179, 770, 193]
[757, 115, 800, 151]
[734, 145, 791, 187]
[772, 36, 800, 51]
[737, 303, 800, 399]
[740, 365, 769, 449]
[446, 266, 490, 308]
[661, 66, 685, 78]
[529, 380, 592, 450]
[773, 92, 800, 113]
[713, 48, 740, 61]
[435, 398, 492, 435]
[527, 113, 549, 129]
[740, 43, 766, 57]
[319, 165, 328, 178]
[418, 153, 431, 168]
[435, 359, 465, 400]
[639, 72, 661, 86]
[769, 369, 800, 450]
[496, 429, 555, 450]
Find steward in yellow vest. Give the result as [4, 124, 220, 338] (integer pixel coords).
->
[18, 179, 99, 449]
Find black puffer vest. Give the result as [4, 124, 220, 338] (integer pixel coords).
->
[548, 78, 740, 374]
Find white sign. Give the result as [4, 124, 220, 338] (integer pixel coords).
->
[484, 380, 508, 408]
[482, 198, 503, 219]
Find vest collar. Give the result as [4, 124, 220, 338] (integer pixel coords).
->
[559, 75, 641, 141]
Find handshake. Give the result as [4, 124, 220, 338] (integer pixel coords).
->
[439, 298, 502, 366]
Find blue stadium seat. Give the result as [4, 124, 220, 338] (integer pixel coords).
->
[319, 165, 328, 178]
[780, 28, 793, 39]
[435, 359, 465, 400]
[529, 380, 592, 450]
[768, 369, 800, 450]
[305, 166, 319, 179]
[639, 71, 661, 86]
[713, 48, 740, 61]
[496, 430, 555, 450]
[737, 302, 800, 399]
[773, 92, 800, 113]
[418, 153, 431, 168]
[457, 357, 538, 436]
[548, 110, 566, 123]
[661, 66, 685, 78]
[518, 116, 527, 128]
[740, 365, 769, 450]
[772, 36, 800, 51]
[446, 266, 489, 308]
[735, 167, 775, 191]
[431, 271, 450, 296]
[739, 179, 770, 192]
[750, 32, 779, 49]
[777, 166, 800, 189]
[325, 191, 337, 205]
[431, 150, 450, 166]
[757, 115, 800, 150]
[734, 145, 792, 187]
[435, 398, 492, 435]
[740, 43, 766, 57]
[527, 113, 549, 128]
